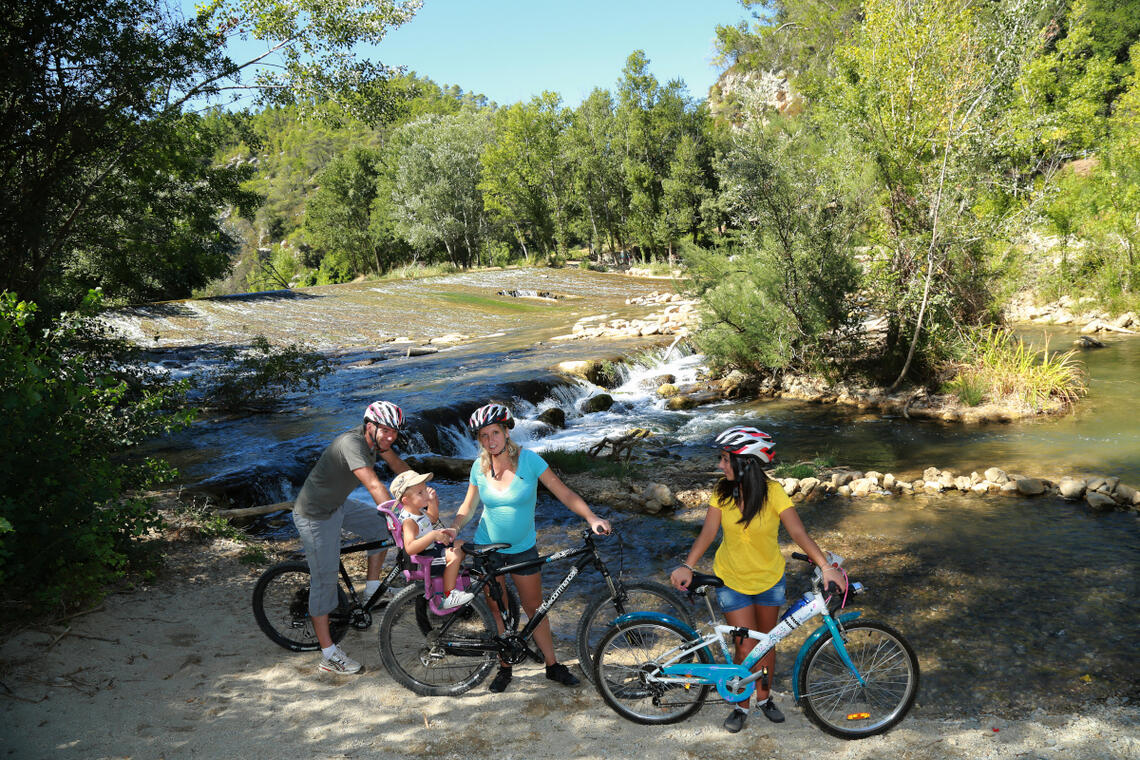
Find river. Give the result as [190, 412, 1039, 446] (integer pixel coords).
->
[107, 267, 1139, 716]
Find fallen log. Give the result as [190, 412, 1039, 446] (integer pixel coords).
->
[216, 501, 293, 520]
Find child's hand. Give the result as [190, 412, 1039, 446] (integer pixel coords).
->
[670, 565, 693, 591]
[434, 528, 456, 545]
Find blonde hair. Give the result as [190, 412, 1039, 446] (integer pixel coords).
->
[477, 424, 521, 476]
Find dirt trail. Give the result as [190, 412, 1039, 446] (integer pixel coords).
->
[1, 538, 1136, 760]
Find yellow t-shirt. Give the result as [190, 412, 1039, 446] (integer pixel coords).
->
[712, 478, 794, 594]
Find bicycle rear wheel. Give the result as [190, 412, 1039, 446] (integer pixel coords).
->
[576, 581, 694, 685]
[378, 584, 499, 696]
[592, 618, 712, 725]
[252, 561, 350, 651]
[798, 619, 920, 739]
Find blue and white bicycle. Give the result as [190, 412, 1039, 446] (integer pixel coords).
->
[591, 553, 919, 739]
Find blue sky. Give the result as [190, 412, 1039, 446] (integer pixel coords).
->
[375, 0, 754, 106]
[193, 0, 756, 108]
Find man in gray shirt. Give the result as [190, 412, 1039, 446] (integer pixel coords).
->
[293, 400, 416, 674]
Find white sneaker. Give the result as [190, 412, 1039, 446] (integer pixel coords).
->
[318, 647, 362, 674]
[439, 589, 474, 609]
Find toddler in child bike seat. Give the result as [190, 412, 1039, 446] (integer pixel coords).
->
[391, 470, 473, 609]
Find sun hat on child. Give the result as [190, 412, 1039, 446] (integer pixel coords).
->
[390, 470, 433, 503]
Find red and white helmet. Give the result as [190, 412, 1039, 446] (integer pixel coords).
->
[468, 403, 515, 434]
[711, 426, 775, 462]
[364, 400, 405, 432]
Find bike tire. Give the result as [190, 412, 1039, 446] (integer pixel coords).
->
[576, 580, 694, 685]
[592, 618, 712, 725]
[252, 560, 350, 651]
[378, 584, 499, 696]
[798, 619, 920, 739]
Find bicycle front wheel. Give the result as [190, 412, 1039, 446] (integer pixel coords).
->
[798, 619, 920, 739]
[576, 581, 694, 685]
[252, 560, 350, 651]
[593, 618, 712, 725]
[378, 584, 498, 696]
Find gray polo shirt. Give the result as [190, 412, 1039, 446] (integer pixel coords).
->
[293, 428, 376, 519]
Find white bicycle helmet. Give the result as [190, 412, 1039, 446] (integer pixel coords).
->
[467, 403, 515, 433]
[711, 426, 775, 462]
[364, 400, 406, 431]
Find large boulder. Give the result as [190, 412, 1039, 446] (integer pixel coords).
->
[580, 394, 615, 414]
[535, 407, 566, 429]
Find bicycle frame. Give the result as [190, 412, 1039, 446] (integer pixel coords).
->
[437, 531, 619, 660]
[617, 585, 865, 704]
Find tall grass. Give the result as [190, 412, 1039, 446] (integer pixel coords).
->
[950, 327, 1087, 410]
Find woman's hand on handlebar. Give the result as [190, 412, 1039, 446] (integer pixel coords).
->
[670, 565, 693, 591]
[588, 516, 611, 535]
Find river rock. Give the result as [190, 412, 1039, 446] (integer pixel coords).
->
[924, 480, 944, 494]
[984, 467, 1009, 484]
[838, 485, 851, 497]
[718, 370, 753, 399]
[781, 478, 798, 496]
[1058, 477, 1086, 500]
[405, 345, 439, 356]
[955, 476, 972, 491]
[665, 395, 697, 411]
[1000, 480, 1021, 495]
[1075, 335, 1105, 349]
[883, 473, 896, 489]
[1113, 311, 1137, 328]
[580, 394, 614, 413]
[1113, 483, 1136, 504]
[865, 470, 883, 482]
[851, 478, 873, 496]
[404, 454, 474, 481]
[799, 477, 821, 497]
[536, 407, 566, 429]
[938, 471, 956, 488]
[1104, 476, 1120, 493]
[1086, 476, 1107, 493]
[1016, 478, 1046, 496]
[1085, 491, 1117, 510]
[657, 383, 679, 397]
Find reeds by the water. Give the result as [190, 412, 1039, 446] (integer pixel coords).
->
[945, 327, 1087, 410]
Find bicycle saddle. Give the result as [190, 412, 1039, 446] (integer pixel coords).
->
[461, 542, 512, 558]
[689, 572, 724, 594]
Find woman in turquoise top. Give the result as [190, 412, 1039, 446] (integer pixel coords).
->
[451, 403, 610, 693]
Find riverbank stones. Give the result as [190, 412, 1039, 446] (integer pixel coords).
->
[1059, 477, 1087, 500]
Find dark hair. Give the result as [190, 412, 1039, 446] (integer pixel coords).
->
[712, 453, 770, 528]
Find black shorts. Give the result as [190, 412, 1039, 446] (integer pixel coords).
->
[473, 545, 541, 577]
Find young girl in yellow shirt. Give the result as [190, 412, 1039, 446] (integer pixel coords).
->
[670, 427, 847, 734]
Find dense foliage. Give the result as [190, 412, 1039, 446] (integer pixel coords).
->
[0, 292, 191, 607]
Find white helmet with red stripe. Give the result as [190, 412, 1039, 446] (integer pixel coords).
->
[467, 403, 515, 434]
[711, 426, 775, 462]
[364, 400, 406, 431]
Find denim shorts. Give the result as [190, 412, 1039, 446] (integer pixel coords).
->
[715, 575, 786, 613]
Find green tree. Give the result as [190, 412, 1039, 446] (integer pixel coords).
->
[390, 111, 494, 266]
[565, 89, 628, 255]
[479, 93, 571, 259]
[661, 132, 714, 251]
[0, 0, 419, 310]
[304, 147, 384, 277]
[685, 120, 862, 372]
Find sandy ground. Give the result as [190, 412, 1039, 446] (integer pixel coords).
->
[2, 538, 1137, 760]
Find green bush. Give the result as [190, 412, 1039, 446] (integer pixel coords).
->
[0, 291, 191, 609]
[204, 336, 333, 412]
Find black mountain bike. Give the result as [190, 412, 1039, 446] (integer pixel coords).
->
[252, 537, 407, 651]
[377, 529, 693, 696]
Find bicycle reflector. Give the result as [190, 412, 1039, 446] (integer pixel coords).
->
[846, 712, 871, 721]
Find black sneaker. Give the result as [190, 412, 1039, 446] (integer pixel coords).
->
[758, 698, 785, 723]
[723, 707, 748, 733]
[545, 662, 580, 686]
[488, 666, 512, 693]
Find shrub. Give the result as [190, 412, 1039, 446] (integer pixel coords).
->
[0, 291, 191, 608]
[203, 336, 333, 412]
[952, 327, 1087, 410]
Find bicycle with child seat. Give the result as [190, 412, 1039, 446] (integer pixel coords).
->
[591, 553, 919, 740]
[377, 526, 694, 696]
[251, 536, 405, 651]
[252, 502, 422, 651]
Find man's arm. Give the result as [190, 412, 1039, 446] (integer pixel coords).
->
[353, 466, 392, 505]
